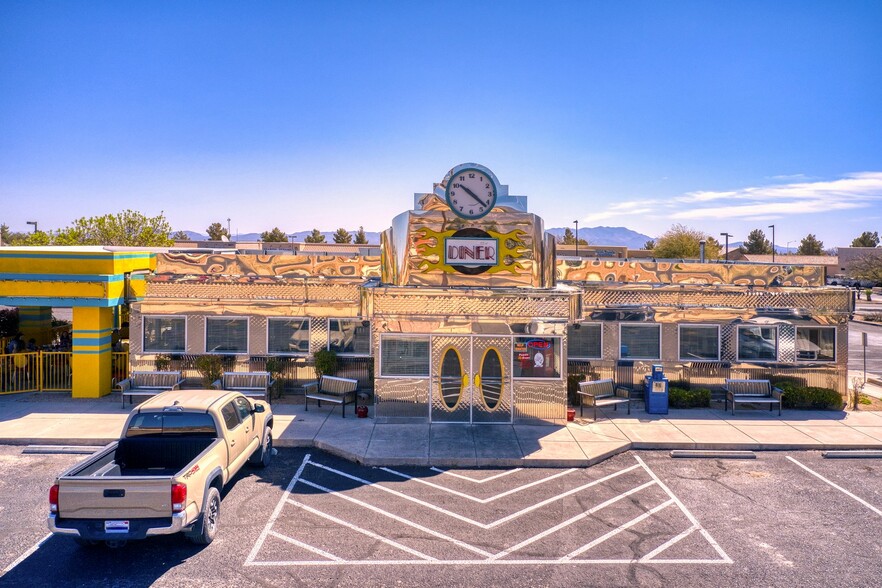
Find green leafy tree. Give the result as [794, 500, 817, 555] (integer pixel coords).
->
[851, 231, 880, 248]
[0, 224, 31, 245]
[741, 229, 773, 254]
[304, 229, 325, 243]
[41, 211, 174, 246]
[643, 239, 655, 250]
[849, 253, 882, 283]
[333, 227, 352, 243]
[796, 234, 824, 256]
[651, 224, 722, 259]
[171, 230, 190, 241]
[560, 227, 575, 244]
[354, 226, 369, 244]
[206, 222, 229, 241]
[23, 231, 52, 245]
[260, 227, 288, 242]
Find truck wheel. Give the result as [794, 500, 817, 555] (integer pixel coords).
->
[188, 487, 220, 545]
[250, 431, 273, 468]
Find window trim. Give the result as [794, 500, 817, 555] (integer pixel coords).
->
[567, 322, 603, 360]
[736, 325, 779, 363]
[795, 326, 836, 362]
[619, 323, 661, 360]
[266, 316, 311, 357]
[204, 316, 250, 355]
[379, 334, 431, 378]
[142, 315, 187, 354]
[677, 324, 721, 362]
[327, 318, 372, 357]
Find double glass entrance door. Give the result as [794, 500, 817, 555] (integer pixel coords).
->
[431, 336, 512, 423]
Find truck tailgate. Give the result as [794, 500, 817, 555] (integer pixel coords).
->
[58, 477, 174, 519]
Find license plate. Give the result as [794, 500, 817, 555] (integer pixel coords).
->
[105, 520, 130, 533]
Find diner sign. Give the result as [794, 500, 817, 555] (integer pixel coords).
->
[444, 237, 498, 267]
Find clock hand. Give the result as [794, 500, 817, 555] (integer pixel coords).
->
[459, 184, 487, 207]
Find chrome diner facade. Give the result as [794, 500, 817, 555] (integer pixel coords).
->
[128, 164, 852, 424]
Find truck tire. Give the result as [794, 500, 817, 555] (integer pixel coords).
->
[250, 430, 273, 468]
[188, 486, 220, 545]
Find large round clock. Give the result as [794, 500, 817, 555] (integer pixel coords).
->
[445, 165, 498, 220]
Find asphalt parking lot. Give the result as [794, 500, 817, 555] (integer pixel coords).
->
[0, 446, 880, 587]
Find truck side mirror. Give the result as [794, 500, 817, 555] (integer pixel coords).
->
[252, 404, 266, 414]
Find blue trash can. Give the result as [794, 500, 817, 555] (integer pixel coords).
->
[644, 364, 669, 415]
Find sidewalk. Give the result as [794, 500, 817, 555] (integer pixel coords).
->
[2, 390, 881, 467]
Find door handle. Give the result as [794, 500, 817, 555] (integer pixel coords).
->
[230, 440, 236, 446]
[474, 374, 482, 389]
[461, 374, 469, 389]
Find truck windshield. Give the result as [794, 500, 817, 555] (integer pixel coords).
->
[126, 412, 218, 437]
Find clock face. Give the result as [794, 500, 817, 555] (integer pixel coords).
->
[445, 168, 498, 220]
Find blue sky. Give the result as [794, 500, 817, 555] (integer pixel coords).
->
[2, 1, 881, 247]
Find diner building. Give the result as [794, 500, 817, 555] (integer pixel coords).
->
[121, 163, 852, 423]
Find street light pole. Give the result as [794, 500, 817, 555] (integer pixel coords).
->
[573, 220, 579, 257]
[720, 232, 732, 261]
[26, 221, 38, 233]
[227, 218, 231, 241]
[768, 224, 775, 263]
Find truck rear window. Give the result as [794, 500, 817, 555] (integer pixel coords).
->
[126, 412, 218, 437]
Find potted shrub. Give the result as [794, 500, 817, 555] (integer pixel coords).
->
[154, 354, 171, 371]
[313, 349, 338, 382]
[265, 357, 285, 400]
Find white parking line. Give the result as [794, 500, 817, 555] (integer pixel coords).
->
[786, 456, 882, 517]
[381, 466, 577, 503]
[2, 533, 52, 574]
[429, 467, 522, 483]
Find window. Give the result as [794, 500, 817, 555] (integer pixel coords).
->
[125, 413, 217, 437]
[234, 396, 252, 420]
[380, 336, 430, 377]
[329, 319, 371, 355]
[143, 316, 186, 353]
[679, 325, 720, 361]
[620, 324, 660, 359]
[512, 337, 561, 378]
[206, 317, 248, 354]
[220, 402, 241, 430]
[268, 318, 310, 355]
[796, 327, 835, 361]
[567, 323, 602, 359]
[737, 325, 778, 361]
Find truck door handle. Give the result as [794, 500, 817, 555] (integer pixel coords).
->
[230, 440, 236, 446]
[104, 489, 125, 498]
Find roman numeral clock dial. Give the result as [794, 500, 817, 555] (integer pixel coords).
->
[445, 165, 498, 220]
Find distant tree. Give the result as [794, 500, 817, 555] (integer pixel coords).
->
[206, 222, 229, 241]
[741, 229, 773, 254]
[0, 223, 8, 245]
[171, 230, 190, 241]
[651, 224, 721, 259]
[643, 239, 655, 250]
[354, 226, 369, 244]
[304, 229, 325, 243]
[48, 211, 174, 246]
[559, 228, 575, 244]
[796, 234, 824, 256]
[851, 231, 880, 248]
[260, 227, 288, 243]
[333, 227, 352, 244]
[0, 224, 30, 245]
[22, 231, 52, 246]
[850, 253, 882, 283]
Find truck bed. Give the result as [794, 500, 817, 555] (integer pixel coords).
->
[70, 436, 217, 478]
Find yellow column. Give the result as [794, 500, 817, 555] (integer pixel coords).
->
[18, 306, 54, 347]
[71, 307, 114, 398]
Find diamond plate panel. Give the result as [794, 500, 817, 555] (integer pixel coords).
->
[430, 336, 471, 423]
[778, 324, 796, 363]
[472, 336, 512, 423]
[146, 281, 361, 302]
[375, 378, 429, 419]
[513, 380, 566, 421]
[837, 324, 849, 366]
[721, 324, 737, 362]
[188, 315, 205, 354]
[251, 315, 268, 355]
[129, 313, 143, 354]
[581, 287, 852, 313]
[374, 292, 570, 318]
[309, 317, 328, 355]
[603, 322, 618, 360]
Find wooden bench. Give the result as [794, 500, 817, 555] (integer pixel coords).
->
[578, 379, 631, 420]
[213, 371, 275, 403]
[303, 375, 358, 418]
[723, 379, 783, 416]
[115, 370, 184, 407]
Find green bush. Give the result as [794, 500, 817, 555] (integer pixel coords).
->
[313, 349, 338, 380]
[195, 355, 225, 388]
[668, 386, 711, 409]
[567, 374, 585, 406]
[778, 384, 843, 410]
[154, 354, 171, 371]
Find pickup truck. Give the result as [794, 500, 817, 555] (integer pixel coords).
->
[48, 389, 273, 547]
